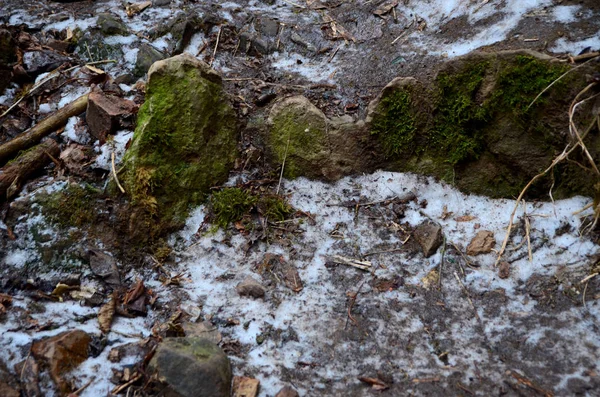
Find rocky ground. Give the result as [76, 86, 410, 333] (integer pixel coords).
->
[0, 0, 599, 396]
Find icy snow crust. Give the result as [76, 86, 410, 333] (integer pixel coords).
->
[1, 171, 600, 395]
[172, 171, 600, 395]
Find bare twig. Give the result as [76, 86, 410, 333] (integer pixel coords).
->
[211, 25, 223, 67]
[332, 255, 372, 271]
[111, 152, 126, 194]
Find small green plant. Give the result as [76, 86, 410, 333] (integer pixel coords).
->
[210, 187, 257, 228]
[370, 90, 417, 157]
[258, 195, 294, 221]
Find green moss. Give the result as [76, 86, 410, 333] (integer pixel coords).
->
[210, 188, 257, 228]
[123, 62, 237, 226]
[269, 106, 327, 179]
[432, 61, 490, 165]
[38, 183, 102, 228]
[258, 195, 294, 221]
[370, 90, 417, 157]
[491, 55, 568, 114]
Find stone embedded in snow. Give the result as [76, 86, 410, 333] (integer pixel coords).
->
[182, 321, 222, 344]
[275, 386, 300, 397]
[22, 50, 69, 77]
[232, 376, 260, 397]
[466, 230, 496, 256]
[498, 261, 510, 279]
[31, 330, 92, 394]
[413, 220, 443, 257]
[236, 276, 266, 299]
[86, 92, 137, 142]
[88, 249, 122, 287]
[148, 337, 232, 397]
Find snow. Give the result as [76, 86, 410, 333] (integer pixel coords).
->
[63, 116, 90, 144]
[271, 52, 336, 82]
[553, 5, 582, 24]
[168, 171, 599, 395]
[550, 33, 600, 55]
[94, 130, 134, 170]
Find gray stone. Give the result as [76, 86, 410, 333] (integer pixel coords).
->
[153, 0, 171, 5]
[97, 13, 129, 36]
[413, 220, 443, 257]
[23, 50, 69, 77]
[236, 276, 266, 299]
[257, 18, 279, 37]
[0, 29, 16, 66]
[134, 43, 165, 77]
[290, 32, 317, 52]
[148, 337, 232, 397]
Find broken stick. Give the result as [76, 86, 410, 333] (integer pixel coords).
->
[0, 94, 89, 165]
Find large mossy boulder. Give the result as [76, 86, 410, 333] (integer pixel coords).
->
[148, 337, 232, 397]
[367, 50, 600, 198]
[267, 96, 377, 180]
[123, 53, 237, 229]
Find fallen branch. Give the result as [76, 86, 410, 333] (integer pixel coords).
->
[0, 140, 60, 201]
[0, 94, 88, 165]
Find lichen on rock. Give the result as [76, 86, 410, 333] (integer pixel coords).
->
[122, 53, 237, 229]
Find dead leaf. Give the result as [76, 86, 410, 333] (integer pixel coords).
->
[98, 292, 116, 334]
[358, 376, 389, 390]
[373, 0, 398, 17]
[84, 64, 105, 75]
[232, 376, 260, 397]
[51, 283, 77, 297]
[126, 1, 151, 17]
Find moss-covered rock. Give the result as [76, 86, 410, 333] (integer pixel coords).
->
[367, 50, 599, 198]
[123, 53, 237, 228]
[267, 96, 377, 180]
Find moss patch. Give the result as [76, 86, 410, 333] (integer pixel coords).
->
[210, 188, 257, 228]
[37, 183, 102, 228]
[370, 89, 417, 157]
[269, 97, 328, 179]
[432, 61, 489, 165]
[369, 51, 591, 198]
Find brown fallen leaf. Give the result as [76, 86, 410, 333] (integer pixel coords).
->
[98, 292, 116, 334]
[233, 376, 260, 397]
[373, 0, 398, 17]
[126, 1, 151, 17]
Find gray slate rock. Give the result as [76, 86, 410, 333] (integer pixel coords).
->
[134, 43, 165, 77]
[149, 337, 231, 397]
[23, 50, 70, 77]
[97, 13, 129, 36]
[414, 220, 443, 257]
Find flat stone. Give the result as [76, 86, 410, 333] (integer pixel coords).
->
[182, 321, 222, 344]
[466, 230, 495, 256]
[275, 386, 300, 397]
[236, 276, 266, 299]
[232, 376, 260, 397]
[148, 337, 232, 397]
[86, 91, 137, 142]
[97, 13, 129, 36]
[413, 220, 443, 257]
[31, 330, 91, 394]
[88, 249, 122, 287]
[23, 50, 69, 77]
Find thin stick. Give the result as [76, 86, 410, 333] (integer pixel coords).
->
[111, 152, 125, 193]
[276, 132, 291, 195]
[569, 87, 600, 175]
[523, 201, 532, 262]
[526, 55, 599, 111]
[454, 271, 480, 322]
[332, 255, 372, 271]
[211, 25, 223, 67]
[438, 235, 446, 288]
[583, 280, 590, 309]
[328, 43, 343, 63]
[580, 272, 599, 284]
[494, 145, 574, 267]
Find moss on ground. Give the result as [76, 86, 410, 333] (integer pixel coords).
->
[37, 183, 102, 228]
[209, 187, 294, 228]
